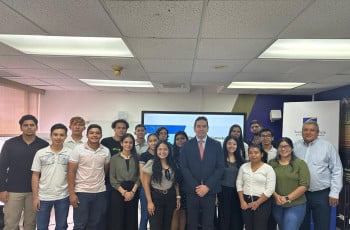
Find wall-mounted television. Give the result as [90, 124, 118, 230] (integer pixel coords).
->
[142, 111, 246, 144]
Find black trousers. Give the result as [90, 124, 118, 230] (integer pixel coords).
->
[149, 187, 176, 230]
[241, 195, 272, 230]
[186, 193, 216, 230]
[218, 186, 243, 230]
[110, 188, 139, 230]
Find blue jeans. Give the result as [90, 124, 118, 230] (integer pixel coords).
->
[300, 188, 331, 230]
[36, 197, 70, 230]
[73, 192, 107, 230]
[273, 203, 306, 230]
[139, 187, 149, 230]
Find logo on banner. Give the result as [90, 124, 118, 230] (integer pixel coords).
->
[303, 117, 317, 123]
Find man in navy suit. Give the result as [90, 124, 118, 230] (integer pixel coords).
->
[180, 116, 224, 230]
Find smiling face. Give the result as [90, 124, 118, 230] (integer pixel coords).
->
[194, 119, 208, 139]
[50, 128, 67, 146]
[260, 131, 274, 146]
[226, 138, 238, 154]
[302, 123, 319, 144]
[277, 141, 292, 159]
[121, 136, 134, 153]
[230, 127, 242, 138]
[87, 128, 102, 144]
[135, 126, 146, 139]
[147, 134, 158, 152]
[248, 146, 263, 163]
[157, 143, 169, 159]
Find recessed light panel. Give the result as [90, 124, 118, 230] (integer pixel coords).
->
[0, 34, 133, 57]
[227, 82, 304, 89]
[259, 39, 350, 59]
[80, 79, 153, 88]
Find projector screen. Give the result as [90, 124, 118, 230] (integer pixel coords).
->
[142, 111, 246, 144]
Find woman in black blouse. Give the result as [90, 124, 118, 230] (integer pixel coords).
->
[218, 136, 245, 230]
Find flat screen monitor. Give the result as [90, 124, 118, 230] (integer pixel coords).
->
[142, 111, 246, 144]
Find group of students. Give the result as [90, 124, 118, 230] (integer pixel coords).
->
[0, 115, 343, 230]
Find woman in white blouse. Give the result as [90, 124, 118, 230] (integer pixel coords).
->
[236, 144, 276, 230]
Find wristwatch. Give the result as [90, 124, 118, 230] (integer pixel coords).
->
[285, 196, 291, 203]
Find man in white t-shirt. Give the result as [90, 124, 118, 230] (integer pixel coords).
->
[68, 124, 110, 229]
[32, 123, 71, 230]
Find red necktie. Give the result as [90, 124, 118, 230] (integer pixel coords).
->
[199, 139, 204, 159]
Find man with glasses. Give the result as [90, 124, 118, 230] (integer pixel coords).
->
[259, 128, 277, 163]
[259, 128, 277, 230]
[294, 120, 343, 230]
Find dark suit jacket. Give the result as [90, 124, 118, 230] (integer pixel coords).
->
[180, 136, 224, 195]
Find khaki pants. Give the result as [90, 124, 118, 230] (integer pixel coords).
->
[4, 192, 36, 230]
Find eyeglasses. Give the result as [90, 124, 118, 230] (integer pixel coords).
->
[261, 135, 272, 138]
[278, 145, 291, 149]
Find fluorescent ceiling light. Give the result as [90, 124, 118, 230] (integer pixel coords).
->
[0, 34, 133, 57]
[227, 82, 304, 89]
[80, 79, 153, 88]
[259, 39, 350, 59]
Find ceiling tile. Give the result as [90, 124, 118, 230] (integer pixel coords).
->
[148, 72, 191, 83]
[0, 56, 49, 68]
[126, 38, 196, 59]
[280, 0, 350, 38]
[2, 0, 120, 36]
[0, 43, 24, 55]
[197, 39, 272, 59]
[100, 68, 149, 81]
[105, 1, 202, 38]
[202, 0, 311, 38]
[191, 72, 234, 85]
[6, 68, 70, 79]
[59, 69, 108, 79]
[32, 56, 98, 70]
[87, 57, 141, 70]
[141, 59, 193, 73]
[3, 77, 47, 86]
[0, 1, 45, 34]
[242, 59, 305, 73]
[194, 60, 248, 73]
[40, 78, 86, 86]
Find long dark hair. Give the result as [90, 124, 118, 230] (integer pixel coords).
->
[172, 131, 189, 162]
[152, 140, 176, 184]
[120, 133, 139, 172]
[228, 124, 246, 159]
[223, 136, 244, 168]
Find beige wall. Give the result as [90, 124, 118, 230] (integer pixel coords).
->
[39, 88, 238, 137]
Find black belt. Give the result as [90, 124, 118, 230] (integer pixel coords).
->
[243, 194, 259, 203]
[151, 187, 173, 195]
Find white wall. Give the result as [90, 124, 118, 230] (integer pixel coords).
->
[39, 88, 237, 137]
